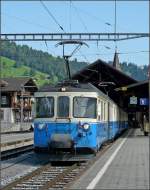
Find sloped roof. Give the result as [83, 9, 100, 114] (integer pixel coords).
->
[0, 80, 8, 87]
[72, 59, 137, 87]
[122, 80, 148, 97]
[0, 77, 38, 92]
[72, 59, 137, 108]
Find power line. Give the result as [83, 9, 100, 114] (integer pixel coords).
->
[70, 2, 90, 62]
[71, 2, 89, 32]
[114, 0, 117, 51]
[75, 50, 150, 57]
[40, 0, 65, 32]
[68, 4, 112, 28]
[69, 0, 71, 32]
[40, 0, 89, 63]
[1, 12, 54, 32]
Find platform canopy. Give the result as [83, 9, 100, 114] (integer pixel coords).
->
[72, 59, 137, 110]
[116, 80, 149, 112]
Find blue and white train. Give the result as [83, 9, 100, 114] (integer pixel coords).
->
[33, 81, 128, 153]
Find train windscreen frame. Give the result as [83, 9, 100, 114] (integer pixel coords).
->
[57, 96, 69, 118]
[73, 97, 97, 118]
[36, 97, 54, 118]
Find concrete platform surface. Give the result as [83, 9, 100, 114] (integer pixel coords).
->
[70, 128, 149, 189]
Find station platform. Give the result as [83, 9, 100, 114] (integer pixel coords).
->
[70, 128, 149, 189]
[1, 132, 33, 144]
[1, 132, 33, 152]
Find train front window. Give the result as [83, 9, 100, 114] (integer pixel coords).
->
[73, 97, 97, 118]
[57, 96, 69, 118]
[36, 97, 54, 118]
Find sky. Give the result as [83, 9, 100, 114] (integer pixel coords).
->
[1, 0, 149, 66]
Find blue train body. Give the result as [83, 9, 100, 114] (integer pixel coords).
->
[33, 82, 128, 153]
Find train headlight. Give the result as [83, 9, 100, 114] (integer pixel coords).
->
[82, 123, 90, 131]
[38, 123, 46, 130]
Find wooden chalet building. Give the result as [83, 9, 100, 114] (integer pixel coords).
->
[0, 77, 38, 124]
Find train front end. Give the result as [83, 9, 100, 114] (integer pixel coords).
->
[33, 83, 98, 153]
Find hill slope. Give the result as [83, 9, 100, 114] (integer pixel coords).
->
[0, 41, 148, 86]
[1, 56, 50, 86]
[1, 41, 87, 86]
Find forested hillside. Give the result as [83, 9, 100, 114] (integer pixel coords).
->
[108, 61, 148, 81]
[0, 41, 148, 86]
[1, 41, 87, 85]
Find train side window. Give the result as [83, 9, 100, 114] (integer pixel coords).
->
[101, 101, 103, 121]
[113, 106, 116, 120]
[104, 102, 106, 121]
[97, 100, 101, 120]
[57, 96, 69, 118]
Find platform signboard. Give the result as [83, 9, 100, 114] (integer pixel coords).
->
[130, 96, 137, 105]
[140, 98, 149, 106]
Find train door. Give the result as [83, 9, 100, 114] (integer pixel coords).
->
[107, 102, 111, 140]
[103, 101, 109, 140]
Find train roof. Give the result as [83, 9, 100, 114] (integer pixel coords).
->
[38, 80, 114, 103]
[39, 81, 97, 93]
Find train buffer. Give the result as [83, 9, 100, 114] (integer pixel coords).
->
[70, 128, 149, 190]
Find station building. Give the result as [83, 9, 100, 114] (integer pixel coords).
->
[0, 77, 38, 132]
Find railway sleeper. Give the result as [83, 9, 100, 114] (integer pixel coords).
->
[16, 184, 43, 187]
[13, 188, 38, 190]
[27, 179, 51, 182]
[36, 177, 53, 180]
[20, 181, 45, 185]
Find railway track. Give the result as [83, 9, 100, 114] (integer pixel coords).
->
[1, 145, 33, 160]
[1, 143, 112, 190]
[2, 161, 88, 190]
[2, 130, 128, 190]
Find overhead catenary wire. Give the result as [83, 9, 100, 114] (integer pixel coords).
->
[40, 0, 65, 32]
[5, 50, 149, 58]
[40, 0, 89, 63]
[75, 50, 150, 57]
[1, 12, 56, 32]
[114, 0, 117, 51]
[71, 2, 89, 32]
[69, 2, 90, 63]
[67, 3, 112, 28]
[69, 0, 72, 32]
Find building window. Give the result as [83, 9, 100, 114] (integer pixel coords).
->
[1, 96, 7, 105]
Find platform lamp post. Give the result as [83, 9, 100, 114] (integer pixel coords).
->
[98, 82, 116, 140]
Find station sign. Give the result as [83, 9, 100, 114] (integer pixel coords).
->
[130, 96, 137, 105]
[140, 98, 149, 106]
